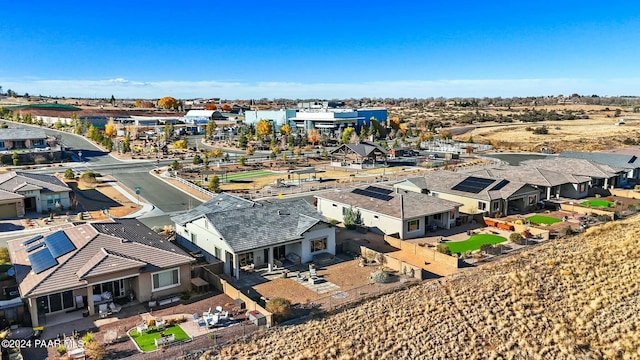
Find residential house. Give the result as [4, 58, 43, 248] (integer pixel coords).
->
[0, 128, 49, 152]
[173, 194, 335, 279]
[395, 171, 541, 217]
[520, 157, 628, 190]
[559, 151, 640, 184]
[315, 184, 462, 240]
[8, 219, 195, 326]
[471, 166, 590, 200]
[0, 171, 72, 217]
[330, 141, 387, 169]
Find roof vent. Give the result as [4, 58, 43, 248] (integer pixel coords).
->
[277, 210, 290, 215]
[121, 238, 129, 243]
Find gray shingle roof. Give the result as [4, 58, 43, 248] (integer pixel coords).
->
[0, 128, 47, 141]
[9, 219, 194, 297]
[316, 184, 461, 219]
[0, 171, 70, 194]
[205, 199, 328, 253]
[331, 142, 387, 157]
[171, 193, 258, 225]
[559, 151, 640, 169]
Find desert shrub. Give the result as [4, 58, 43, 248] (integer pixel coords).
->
[0, 247, 10, 264]
[559, 227, 575, 237]
[266, 298, 292, 322]
[63, 168, 75, 179]
[147, 319, 156, 327]
[436, 244, 450, 255]
[532, 126, 549, 135]
[82, 332, 94, 345]
[80, 171, 101, 183]
[57, 345, 66, 355]
[173, 139, 188, 149]
[509, 233, 527, 245]
[84, 339, 107, 360]
[480, 243, 493, 253]
[371, 269, 391, 284]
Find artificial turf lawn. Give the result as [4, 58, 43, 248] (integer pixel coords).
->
[130, 325, 190, 352]
[445, 234, 507, 253]
[580, 199, 613, 208]
[224, 170, 273, 181]
[526, 215, 562, 225]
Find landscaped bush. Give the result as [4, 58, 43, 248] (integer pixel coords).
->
[80, 171, 101, 183]
[509, 232, 527, 245]
[266, 298, 292, 322]
[436, 244, 451, 255]
[370, 269, 391, 284]
[63, 168, 75, 179]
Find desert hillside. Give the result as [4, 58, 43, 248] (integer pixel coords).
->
[205, 216, 640, 360]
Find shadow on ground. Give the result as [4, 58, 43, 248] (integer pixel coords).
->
[67, 182, 120, 211]
[0, 223, 25, 232]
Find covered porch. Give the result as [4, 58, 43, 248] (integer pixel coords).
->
[224, 241, 303, 280]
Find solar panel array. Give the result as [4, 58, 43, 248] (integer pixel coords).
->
[26, 242, 46, 253]
[351, 186, 394, 201]
[489, 179, 510, 191]
[23, 235, 43, 247]
[28, 249, 58, 274]
[44, 231, 76, 258]
[629, 155, 637, 164]
[451, 176, 495, 194]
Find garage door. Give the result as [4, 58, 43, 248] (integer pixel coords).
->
[0, 203, 17, 218]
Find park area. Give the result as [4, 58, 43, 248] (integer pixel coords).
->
[526, 214, 562, 226]
[444, 234, 507, 254]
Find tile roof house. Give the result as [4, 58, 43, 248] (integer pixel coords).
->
[559, 151, 640, 183]
[8, 219, 195, 326]
[470, 165, 591, 200]
[315, 184, 462, 240]
[0, 171, 72, 218]
[520, 157, 628, 190]
[172, 194, 335, 279]
[0, 128, 49, 151]
[395, 171, 541, 216]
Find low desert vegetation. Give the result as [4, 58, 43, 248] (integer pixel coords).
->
[205, 215, 640, 359]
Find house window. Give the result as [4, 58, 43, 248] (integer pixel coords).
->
[152, 268, 180, 291]
[433, 213, 442, 220]
[449, 210, 456, 218]
[310, 238, 327, 253]
[478, 202, 487, 211]
[14, 140, 26, 149]
[46, 194, 61, 205]
[33, 139, 45, 147]
[528, 196, 537, 205]
[36, 290, 75, 314]
[492, 201, 500, 211]
[579, 183, 586, 192]
[214, 247, 221, 259]
[0, 141, 5, 149]
[408, 219, 419, 232]
[190, 233, 197, 245]
[238, 252, 254, 267]
[93, 279, 125, 298]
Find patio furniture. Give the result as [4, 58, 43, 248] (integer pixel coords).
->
[156, 319, 165, 331]
[219, 311, 229, 321]
[205, 314, 219, 327]
[108, 302, 121, 314]
[136, 323, 148, 334]
[193, 313, 206, 327]
[203, 307, 212, 317]
[215, 305, 223, 314]
[308, 276, 323, 285]
[98, 304, 110, 318]
[154, 333, 175, 347]
[309, 265, 317, 277]
[75, 296, 84, 310]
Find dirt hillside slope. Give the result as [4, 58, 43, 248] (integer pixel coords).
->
[204, 216, 640, 360]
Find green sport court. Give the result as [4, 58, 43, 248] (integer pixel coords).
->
[579, 199, 613, 208]
[526, 215, 562, 226]
[445, 234, 507, 254]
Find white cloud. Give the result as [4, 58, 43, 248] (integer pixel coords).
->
[0, 77, 635, 99]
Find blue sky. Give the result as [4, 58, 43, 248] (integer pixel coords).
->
[0, 1, 638, 99]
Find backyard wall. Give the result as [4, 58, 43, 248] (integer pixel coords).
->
[200, 267, 273, 327]
[383, 235, 460, 268]
[559, 204, 615, 218]
[342, 239, 427, 280]
[610, 189, 640, 200]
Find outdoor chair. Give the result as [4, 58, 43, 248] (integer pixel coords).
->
[203, 307, 212, 317]
[156, 319, 166, 331]
[309, 266, 317, 277]
[215, 305, 223, 314]
[98, 303, 110, 318]
[136, 323, 148, 334]
[108, 302, 121, 314]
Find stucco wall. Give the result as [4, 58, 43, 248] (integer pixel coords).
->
[136, 264, 191, 302]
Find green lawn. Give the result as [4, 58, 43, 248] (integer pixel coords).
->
[526, 215, 562, 226]
[580, 199, 614, 208]
[224, 170, 274, 181]
[129, 325, 189, 352]
[445, 234, 507, 254]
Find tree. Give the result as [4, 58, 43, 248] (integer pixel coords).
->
[205, 120, 217, 140]
[279, 124, 291, 136]
[203, 154, 209, 171]
[110, 95, 115, 106]
[208, 175, 220, 193]
[63, 168, 75, 179]
[238, 156, 246, 166]
[170, 160, 180, 171]
[205, 102, 217, 110]
[221, 104, 232, 112]
[209, 147, 223, 159]
[308, 128, 320, 145]
[341, 127, 355, 144]
[238, 132, 248, 149]
[164, 124, 174, 141]
[11, 152, 19, 166]
[343, 206, 362, 229]
[122, 134, 131, 153]
[104, 118, 117, 137]
[192, 154, 202, 165]
[173, 139, 188, 149]
[158, 96, 178, 109]
[256, 119, 273, 139]
[266, 297, 292, 323]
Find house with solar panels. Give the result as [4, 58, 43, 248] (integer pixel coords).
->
[172, 194, 335, 280]
[315, 184, 462, 240]
[0, 171, 72, 218]
[395, 171, 541, 218]
[7, 219, 194, 327]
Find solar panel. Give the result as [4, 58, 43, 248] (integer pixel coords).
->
[629, 155, 637, 164]
[351, 188, 393, 201]
[44, 231, 75, 258]
[365, 186, 393, 195]
[452, 176, 495, 194]
[489, 179, 510, 191]
[28, 248, 57, 274]
[26, 242, 46, 253]
[23, 235, 44, 246]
